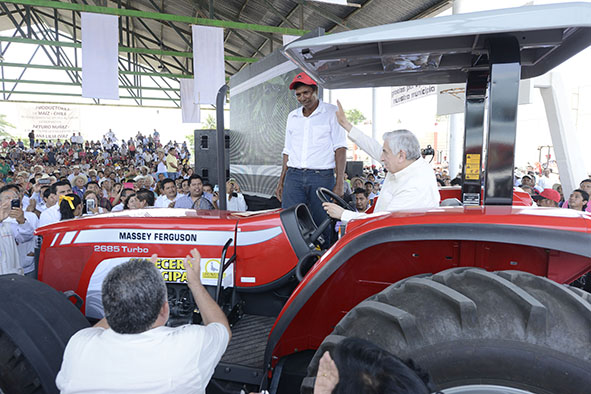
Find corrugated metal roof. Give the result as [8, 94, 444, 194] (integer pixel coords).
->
[1, 0, 451, 77]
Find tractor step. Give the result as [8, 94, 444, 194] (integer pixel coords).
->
[221, 314, 275, 368]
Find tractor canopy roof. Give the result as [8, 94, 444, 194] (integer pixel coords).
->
[282, 2, 591, 89]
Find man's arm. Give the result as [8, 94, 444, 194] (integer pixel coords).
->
[275, 154, 289, 201]
[333, 148, 346, 197]
[336, 100, 382, 162]
[11, 207, 34, 243]
[185, 248, 232, 338]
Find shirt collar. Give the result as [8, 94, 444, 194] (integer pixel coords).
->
[294, 101, 325, 118]
[389, 158, 423, 180]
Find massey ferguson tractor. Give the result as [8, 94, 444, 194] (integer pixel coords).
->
[1, 3, 591, 394]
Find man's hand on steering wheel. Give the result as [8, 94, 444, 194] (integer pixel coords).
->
[323, 202, 345, 220]
[316, 187, 354, 221]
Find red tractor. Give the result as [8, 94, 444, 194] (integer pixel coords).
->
[2, 3, 591, 394]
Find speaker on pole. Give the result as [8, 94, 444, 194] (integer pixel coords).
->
[193, 128, 230, 188]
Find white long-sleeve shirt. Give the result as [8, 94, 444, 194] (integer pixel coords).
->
[38, 204, 61, 228]
[226, 193, 248, 212]
[283, 101, 347, 170]
[4, 211, 38, 273]
[341, 127, 440, 223]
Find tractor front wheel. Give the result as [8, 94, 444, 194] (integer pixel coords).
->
[302, 268, 591, 394]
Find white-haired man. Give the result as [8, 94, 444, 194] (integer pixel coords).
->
[323, 101, 439, 222]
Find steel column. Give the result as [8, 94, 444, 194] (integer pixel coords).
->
[483, 36, 521, 206]
[461, 71, 488, 205]
[216, 84, 229, 210]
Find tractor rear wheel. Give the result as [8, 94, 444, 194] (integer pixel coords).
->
[0, 274, 90, 394]
[302, 268, 591, 394]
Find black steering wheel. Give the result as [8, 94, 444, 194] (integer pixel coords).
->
[316, 187, 355, 212]
[298, 187, 354, 251]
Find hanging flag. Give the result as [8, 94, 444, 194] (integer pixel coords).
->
[192, 25, 225, 105]
[81, 13, 119, 100]
[180, 79, 201, 123]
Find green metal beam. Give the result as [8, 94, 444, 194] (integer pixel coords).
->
[3, 98, 185, 109]
[0, 36, 258, 63]
[0, 78, 180, 91]
[0, 89, 181, 101]
[0, 61, 192, 78]
[0, 0, 308, 35]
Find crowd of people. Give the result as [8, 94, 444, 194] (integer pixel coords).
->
[514, 167, 590, 211]
[0, 129, 250, 276]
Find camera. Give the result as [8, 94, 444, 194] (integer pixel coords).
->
[86, 199, 96, 213]
[11, 199, 20, 208]
[421, 145, 435, 156]
[38, 178, 51, 185]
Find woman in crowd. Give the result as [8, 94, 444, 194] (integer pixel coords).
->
[59, 194, 83, 221]
[123, 192, 137, 210]
[82, 190, 105, 215]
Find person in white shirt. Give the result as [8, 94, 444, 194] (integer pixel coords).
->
[156, 150, 167, 177]
[38, 181, 72, 227]
[225, 179, 248, 212]
[111, 188, 135, 212]
[0, 185, 35, 275]
[323, 101, 439, 223]
[67, 166, 84, 185]
[276, 72, 347, 236]
[1, 185, 38, 276]
[154, 178, 181, 208]
[537, 168, 554, 190]
[56, 248, 231, 394]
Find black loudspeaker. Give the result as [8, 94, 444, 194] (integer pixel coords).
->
[346, 161, 364, 179]
[194, 129, 230, 188]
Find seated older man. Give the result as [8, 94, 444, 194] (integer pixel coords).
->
[56, 248, 231, 393]
[323, 101, 439, 223]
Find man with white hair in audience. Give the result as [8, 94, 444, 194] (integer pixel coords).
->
[323, 101, 439, 223]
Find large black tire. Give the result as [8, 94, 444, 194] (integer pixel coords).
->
[302, 268, 591, 394]
[0, 275, 90, 394]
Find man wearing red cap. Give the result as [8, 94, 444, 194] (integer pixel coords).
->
[276, 72, 347, 241]
[532, 188, 561, 207]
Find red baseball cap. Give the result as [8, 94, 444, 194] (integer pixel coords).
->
[289, 72, 317, 90]
[532, 188, 561, 203]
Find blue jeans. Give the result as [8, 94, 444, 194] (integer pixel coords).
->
[282, 168, 335, 240]
[167, 172, 178, 180]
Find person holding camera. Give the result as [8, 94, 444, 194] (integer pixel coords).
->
[223, 179, 248, 212]
[0, 184, 36, 276]
[82, 190, 104, 216]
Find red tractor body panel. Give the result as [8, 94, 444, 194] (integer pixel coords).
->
[35, 208, 298, 316]
[36, 203, 591, 372]
[267, 206, 591, 365]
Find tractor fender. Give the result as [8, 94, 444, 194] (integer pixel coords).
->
[264, 222, 591, 372]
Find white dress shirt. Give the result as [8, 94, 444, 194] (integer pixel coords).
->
[538, 176, 554, 190]
[4, 211, 38, 273]
[155, 194, 180, 208]
[56, 323, 229, 394]
[38, 204, 61, 227]
[0, 222, 21, 275]
[341, 127, 440, 223]
[283, 101, 347, 170]
[226, 193, 248, 212]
